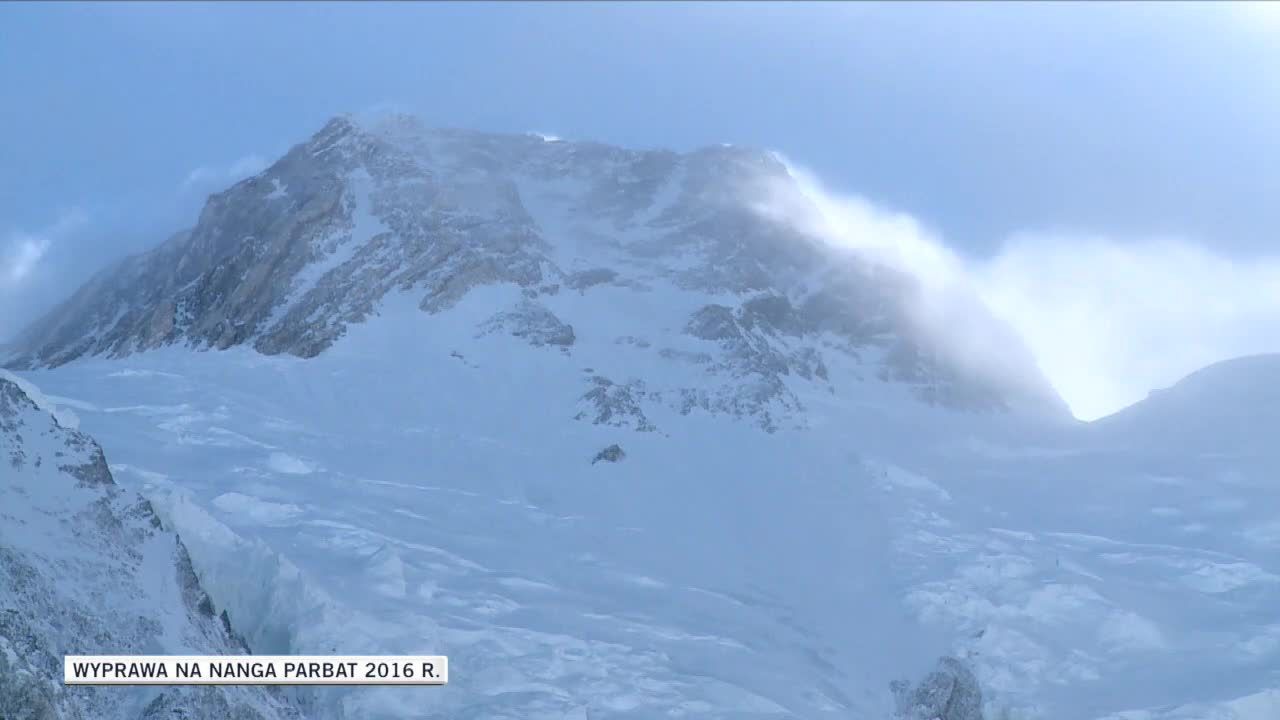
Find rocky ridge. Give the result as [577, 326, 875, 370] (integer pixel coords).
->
[0, 373, 301, 720]
[5, 114, 1067, 431]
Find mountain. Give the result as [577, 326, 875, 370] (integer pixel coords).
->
[1089, 353, 1280, 453]
[6, 115, 1278, 720]
[2, 312, 1002, 720]
[0, 371, 302, 720]
[5, 114, 1066, 430]
[15, 309, 1280, 720]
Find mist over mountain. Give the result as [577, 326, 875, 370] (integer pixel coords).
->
[5, 114, 1067, 427]
[3, 115, 1278, 720]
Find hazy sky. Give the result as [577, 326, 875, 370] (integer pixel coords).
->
[2, 2, 1278, 418]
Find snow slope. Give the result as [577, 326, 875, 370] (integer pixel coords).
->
[13, 318, 1280, 720]
[13, 297, 946, 719]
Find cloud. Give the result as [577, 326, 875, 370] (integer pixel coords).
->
[1, 208, 89, 290]
[973, 235, 1280, 421]
[756, 157, 1280, 421]
[354, 101, 413, 124]
[1234, 1, 1280, 32]
[756, 159, 1060, 415]
[758, 157, 965, 295]
[181, 153, 267, 192]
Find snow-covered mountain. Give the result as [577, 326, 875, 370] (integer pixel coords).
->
[13, 323, 1280, 720]
[4, 115, 1278, 720]
[5, 114, 1066, 428]
[0, 371, 302, 720]
[1089, 354, 1280, 454]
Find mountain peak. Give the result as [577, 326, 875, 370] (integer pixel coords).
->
[6, 114, 1067, 427]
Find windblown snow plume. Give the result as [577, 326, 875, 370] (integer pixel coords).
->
[755, 156, 1280, 420]
[752, 159, 1061, 419]
[6, 114, 1067, 424]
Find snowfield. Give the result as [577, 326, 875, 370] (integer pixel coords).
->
[14, 310, 1280, 720]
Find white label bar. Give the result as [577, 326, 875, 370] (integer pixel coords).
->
[64, 655, 448, 685]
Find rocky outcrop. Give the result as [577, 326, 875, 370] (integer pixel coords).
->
[676, 297, 828, 431]
[891, 656, 985, 720]
[575, 376, 656, 432]
[0, 376, 300, 720]
[479, 300, 575, 348]
[591, 444, 626, 464]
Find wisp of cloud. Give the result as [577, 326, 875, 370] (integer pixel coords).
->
[181, 154, 268, 193]
[2, 208, 88, 289]
[757, 157, 1280, 421]
[975, 235, 1280, 421]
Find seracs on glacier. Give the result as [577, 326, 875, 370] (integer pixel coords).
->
[0, 371, 303, 720]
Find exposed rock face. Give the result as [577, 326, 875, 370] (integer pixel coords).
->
[0, 376, 299, 720]
[575, 375, 656, 432]
[479, 300, 575, 348]
[590, 444, 626, 464]
[892, 656, 985, 720]
[675, 297, 832, 430]
[7, 113, 1067, 429]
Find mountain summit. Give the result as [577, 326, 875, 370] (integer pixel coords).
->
[6, 113, 1065, 429]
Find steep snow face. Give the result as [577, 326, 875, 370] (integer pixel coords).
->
[12, 332, 953, 720]
[0, 374, 302, 720]
[6, 114, 1066, 426]
[14, 314, 1280, 720]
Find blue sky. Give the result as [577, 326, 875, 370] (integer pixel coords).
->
[2, 2, 1279, 417]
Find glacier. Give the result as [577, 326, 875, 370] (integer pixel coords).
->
[12, 317, 1280, 720]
